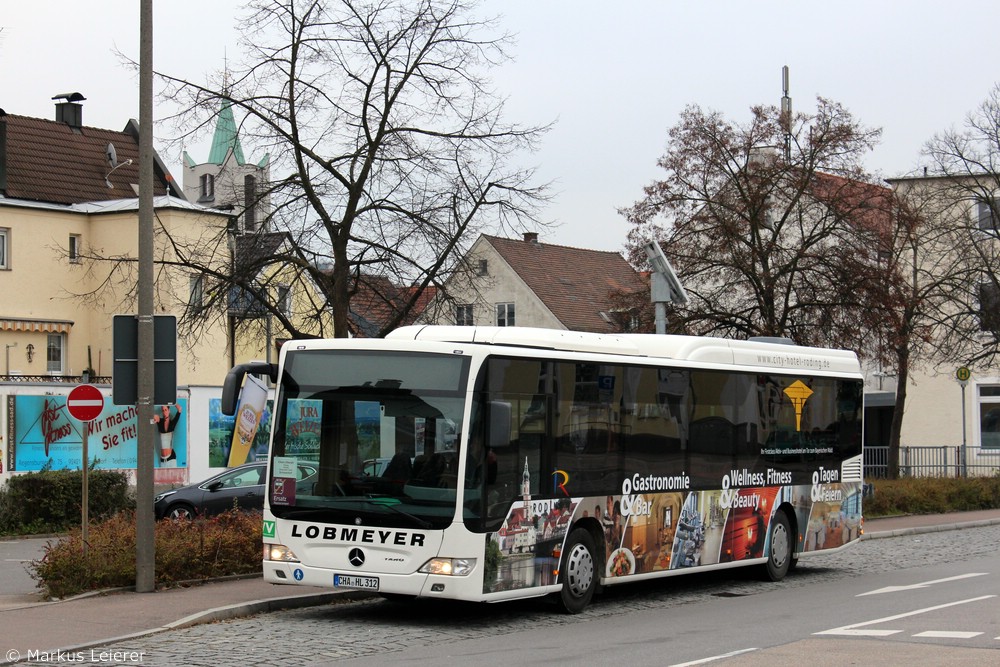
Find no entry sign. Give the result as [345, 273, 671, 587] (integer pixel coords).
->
[67, 384, 105, 422]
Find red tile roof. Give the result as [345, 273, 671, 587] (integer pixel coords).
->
[340, 273, 437, 337]
[1, 113, 172, 205]
[484, 235, 646, 333]
[808, 172, 894, 236]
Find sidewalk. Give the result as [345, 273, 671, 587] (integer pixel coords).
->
[2, 509, 999, 664]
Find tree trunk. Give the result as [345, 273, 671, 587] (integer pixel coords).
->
[886, 343, 910, 479]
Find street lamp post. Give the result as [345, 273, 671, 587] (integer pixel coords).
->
[135, 0, 156, 593]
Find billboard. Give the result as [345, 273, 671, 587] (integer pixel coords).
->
[9, 395, 188, 472]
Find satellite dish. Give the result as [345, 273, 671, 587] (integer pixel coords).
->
[106, 143, 118, 167]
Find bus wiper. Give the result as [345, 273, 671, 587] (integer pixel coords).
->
[357, 498, 433, 529]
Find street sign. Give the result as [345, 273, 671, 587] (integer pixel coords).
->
[112, 314, 177, 405]
[956, 366, 971, 382]
[67, 384, 105, 422]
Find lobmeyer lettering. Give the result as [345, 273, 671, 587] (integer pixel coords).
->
[291, 523, 425, 546]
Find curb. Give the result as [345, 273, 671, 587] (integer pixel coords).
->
[0, 573, 265, 611]
[861, 516, 1000, 540]
[0, 590, 374, 665]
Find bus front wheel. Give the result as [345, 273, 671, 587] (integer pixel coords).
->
[558, 528, 597, 614]
[763, 509, 793, 581]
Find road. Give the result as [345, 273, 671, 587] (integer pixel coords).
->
[0, 538, 48, 602]
[25, 523, 995, 666]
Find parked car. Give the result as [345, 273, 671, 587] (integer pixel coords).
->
[154, 461, 316, 520]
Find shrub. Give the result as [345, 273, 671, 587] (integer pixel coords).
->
[864, 474, 1000, 517]
[30, 509, 263, 598]
[0, 465, 133, 536]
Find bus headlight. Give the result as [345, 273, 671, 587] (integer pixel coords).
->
[264, 544, 300, 562]
[418, 557, 476, 576]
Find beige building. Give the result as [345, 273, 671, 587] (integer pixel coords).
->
[0, 95, 320, 484]
[870, 174, 1000, 475]
[0, 95, 229, 383]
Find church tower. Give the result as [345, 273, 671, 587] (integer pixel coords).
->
[182, 99, 270, 235]
[521, 457, 532, 521]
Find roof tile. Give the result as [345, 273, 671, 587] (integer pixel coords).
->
[2, 113, 168, 205]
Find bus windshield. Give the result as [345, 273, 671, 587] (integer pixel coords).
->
[267, 349, 470, 530]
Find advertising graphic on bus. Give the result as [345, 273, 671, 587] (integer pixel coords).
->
[222, 325, 863, 613]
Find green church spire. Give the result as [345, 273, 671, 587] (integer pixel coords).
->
[207, 99, 246, 166]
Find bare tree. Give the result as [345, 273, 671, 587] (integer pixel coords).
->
[151, 0, 549, 341]
[620, 98, 888, 353]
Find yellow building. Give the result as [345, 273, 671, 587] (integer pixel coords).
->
[0, 94, 324, 483]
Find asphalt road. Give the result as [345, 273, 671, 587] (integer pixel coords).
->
[0, 537, 47, 600]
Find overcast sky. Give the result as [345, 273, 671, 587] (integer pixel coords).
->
[3, 1, 999, 253]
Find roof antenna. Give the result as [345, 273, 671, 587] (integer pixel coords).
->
[781, 65, 792, 161]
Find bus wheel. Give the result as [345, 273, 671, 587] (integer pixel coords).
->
[558, 528, 597, 614]
[763, 509, 792, 581]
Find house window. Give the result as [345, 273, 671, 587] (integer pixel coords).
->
[199, 174, 215, 201]
[496, 303, 515, 327]
[477, 259, 488, 276]
[979, 385, 1000, 449]
[245, 175, 257, 233]
[47, 333, 64, 374]
[456, 304, 474, 326]
[980, 281, 1000, 332]
[0, 228, 9, 270]
[604, 308, 640, 332]
[276, 284, 291, 317]
[976, 198, 1000, 232]
[69, 234, 81, 263]
[189, 274, 204, 309]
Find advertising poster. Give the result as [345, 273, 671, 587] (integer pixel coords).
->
[227, 374, 270, 467]
[10, 395, 188, 471]
[207, 393, 273, 468]
[283, 398, 322, 462]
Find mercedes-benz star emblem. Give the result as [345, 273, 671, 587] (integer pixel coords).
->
[348, 548, 365, 567]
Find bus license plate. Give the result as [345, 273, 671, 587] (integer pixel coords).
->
[334, 574, 379, 590]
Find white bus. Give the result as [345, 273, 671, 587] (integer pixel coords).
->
[222, 325, 864, 613]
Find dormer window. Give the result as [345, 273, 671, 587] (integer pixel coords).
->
[200, 174, 215, 202]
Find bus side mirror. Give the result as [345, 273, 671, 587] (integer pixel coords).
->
[221, 361, 278, 415]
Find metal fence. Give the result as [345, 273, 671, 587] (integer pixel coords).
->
[865, 445, 1000, 478]
[0, 374, 112, 384]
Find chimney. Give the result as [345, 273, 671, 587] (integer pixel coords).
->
[523, 232, 539, 244]
[52, 92, 86, 129]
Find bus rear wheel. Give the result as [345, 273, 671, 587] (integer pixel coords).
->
[558, 527, 597, 614]
[763, 509, 793, 581]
